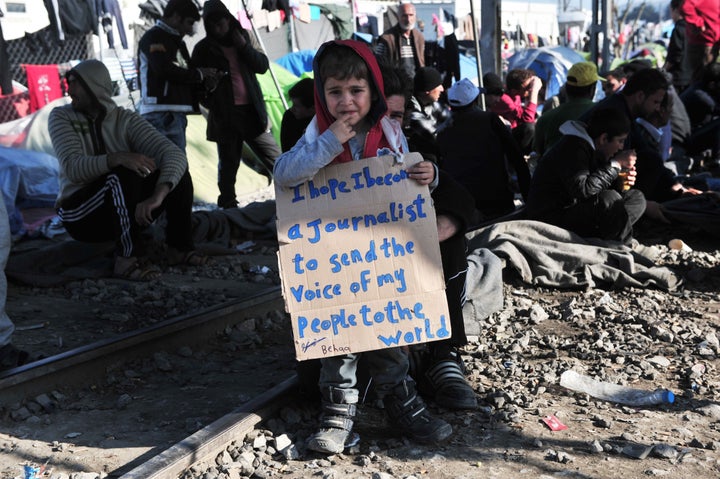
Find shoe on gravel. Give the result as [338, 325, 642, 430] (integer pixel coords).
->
[306, 401, 357, 454]
[306, 426, 353, 454]
[425, 358, 478, 410]
[0, 343, 33, 370]
[384, 380, 452, 444]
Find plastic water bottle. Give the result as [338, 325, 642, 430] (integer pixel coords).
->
[559, 370, 675, 407]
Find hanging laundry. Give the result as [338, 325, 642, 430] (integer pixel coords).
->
[23, 64, 62, 112]
[97, 0, 129, 49]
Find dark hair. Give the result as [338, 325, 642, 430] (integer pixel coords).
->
[670, 0, 684, 10]
[506, 69, 534, 91]
[288, 78, 315, 108]
[164, 0, 200, 21]
[318, 44, 370, 85]
[565, 82, 596, 99]
[603, 67, 627, 81]
[622, 68, 669, 96]
[700, 62, 720, 87]
[379, 60, 412, 102]
[586, 107, 631, 139]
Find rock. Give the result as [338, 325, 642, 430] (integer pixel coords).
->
[652, 444, 679, 460]
[622, 443, 654, 460]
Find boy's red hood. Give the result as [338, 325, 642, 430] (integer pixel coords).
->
[312, 40, 389, 163]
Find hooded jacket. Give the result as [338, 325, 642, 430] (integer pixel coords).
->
[526, 120, 621, 220]
[137, 19, 203, 114]
[190, 0, 270, 141]
[274, 40, 408, 187]
[49, 59, 188, 205]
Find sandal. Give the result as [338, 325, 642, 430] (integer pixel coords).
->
[168, 250, 211, 267]
[113, 257, 162, 282]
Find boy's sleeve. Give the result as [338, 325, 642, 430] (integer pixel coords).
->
[273, 129, 345, 188]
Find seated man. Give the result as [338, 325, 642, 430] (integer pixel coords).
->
[281, 77, 315, 152]
[490, 68, 542, 155]
[533, 61, 602, 156]
[437, 78, 530, 221]
[526, 107, 647, 244]
[49, 59, 202, 281]
[681, 62, 720, 164]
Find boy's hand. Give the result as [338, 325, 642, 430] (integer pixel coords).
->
[329, 116, 356, 144]
[407, 160, 435, 186]
[613, 149, 636, 170]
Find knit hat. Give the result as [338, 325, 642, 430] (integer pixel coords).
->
[566, 61, 605, 87]
[413, 67, 443, 93]
[447, 78, 480, 107]
[482, 72, 504, 95]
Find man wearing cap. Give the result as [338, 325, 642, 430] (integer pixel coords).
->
[405, 66, 449, 159]
[437, 78, 531, 221]
[375, 2, 425, 80]
[533, 61, 603, 156]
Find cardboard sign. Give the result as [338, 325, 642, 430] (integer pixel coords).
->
[275, 153, 451, 361]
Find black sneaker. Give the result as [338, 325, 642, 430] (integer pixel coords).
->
[425, 357, 478, 410]
[0, 344, 32, 370]
[384, 380, 452, 444]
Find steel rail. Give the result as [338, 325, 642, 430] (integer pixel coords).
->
[0, 286, 284, 403]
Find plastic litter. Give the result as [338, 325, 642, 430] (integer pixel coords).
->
[559, 370, 675, 407]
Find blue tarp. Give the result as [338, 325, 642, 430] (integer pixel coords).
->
[276, 50, 316, 78]
[0, 146, 59, 235]
[507, 46, 587, 101]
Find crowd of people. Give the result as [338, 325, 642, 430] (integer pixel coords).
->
[1, 0, 719, 460]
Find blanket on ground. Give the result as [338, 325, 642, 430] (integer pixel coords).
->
[6, 201, 278, 286]
[465, 220, 681, 292]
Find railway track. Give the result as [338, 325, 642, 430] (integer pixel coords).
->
[0, 285, 304, 478]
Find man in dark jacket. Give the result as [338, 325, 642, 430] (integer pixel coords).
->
[191, 0, 281, 209]
[664, 0, 692, 93]
[137, 0, 221, 151]
[527, 107, 646, 244]
[437, 78, 530, 222]
[375, 2, 425, 80]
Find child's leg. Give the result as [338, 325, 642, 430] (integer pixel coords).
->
[366, 348, 452, 444]
[307, 354, 360, 454]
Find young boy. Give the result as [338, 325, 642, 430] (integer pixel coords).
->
[526, 107, 647, 244]
[274, 40, 452, 454]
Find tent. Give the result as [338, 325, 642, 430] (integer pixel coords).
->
[507, 46, 587, 101]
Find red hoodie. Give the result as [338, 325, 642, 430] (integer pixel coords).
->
[680, 0, 720, 47]
[312, 40, 393, 164]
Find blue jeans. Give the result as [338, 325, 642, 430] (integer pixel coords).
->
[0, 194, 15, 347]
[319, 348, 409, 404]
[142, 111, 188, 152]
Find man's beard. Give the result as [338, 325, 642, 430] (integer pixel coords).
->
[400, 21, 415, 32]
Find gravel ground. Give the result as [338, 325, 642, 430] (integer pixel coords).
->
[3, 185, 720, 478]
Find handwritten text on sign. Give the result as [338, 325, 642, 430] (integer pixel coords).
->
[275, 154, 450, 360]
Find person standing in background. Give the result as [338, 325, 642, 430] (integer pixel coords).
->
[664, 0, 692, 93]
[138, 0, 222, 151]
[0, 194, 34, 370]
[192, 0, 281, 209]
[375, 2, 426, 80]
[678, 0, 720, 81]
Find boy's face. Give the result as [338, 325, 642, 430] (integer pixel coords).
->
[323, 76, 372, 128]
[597, 133, 628, 161]
[385, 94, 406, 124]
[603, 75, 624, 96]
